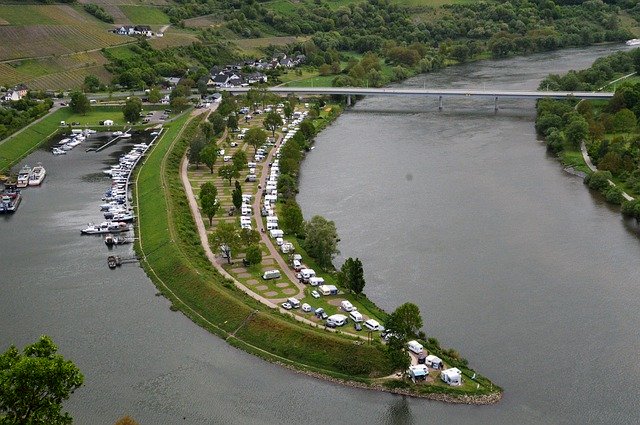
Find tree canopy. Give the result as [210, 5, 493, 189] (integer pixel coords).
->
[69, 91, 90, 115]
[303, 215, 340, 270]
[245, 127, 267, 154]
[0, 335, 84, 425]
[200, 182, 219, 226]
[263, 111, 282, 137]
[385, 303, 423, 342]
[200, 144, 218, 173]
[122, 97, 142, 123]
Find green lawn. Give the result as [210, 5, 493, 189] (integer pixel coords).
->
[105, 45, 139, 61]
[0, 108, 72, 173]
[119, 5, 170, 25]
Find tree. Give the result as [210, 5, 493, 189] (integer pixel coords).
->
[232, 150, 247, 172]
[170, 96, 189, 112]
[283, 102, 294, 120]
[232, 180, 243, 210]
[69, 91, 90, 115]
[339, 257, 365, 297]
[263, 110, 283, 137]
[245, 127, 267, 154]
[83, 74, 100, 92]
[385, 303, 423, 341]
[277, 173, 298, 200]
[245, 244, 263, 265]
[209, 112, 226, 135]
[0, 335, 84, 425]
[239, 228, 260, 247]
[281, 201, 304, 235]
[218, 164, 239, 186]
[122, 96, 142, 123]
[612, 108, 637, 132]
[299, 120, 316, 140]
[303, 215, 339, 270]
[148, 87, 162, 104]
[200, 144, 218, 173]
[189, 137, 206, 169]
[227, 114, 238, 132]
[200, 121, 214, 141]
[565, 115, 589, 147]
[210, 221, 241, 264]
[386, 333, 411, 375]
[200, 182, 218, 226]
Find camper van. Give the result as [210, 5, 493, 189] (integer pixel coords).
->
[300, 268, 316, 281]
[269, 229, 284, 239]
[292, 259, 302, 271]
[364, 319, 381, 331]
[407, 340, 424, 355]
[262, 270, 281, 280]
[425, 355, 443, 369]
[241, 205, 252, 216]
[286, 297, 300, 309]
[340, 300, 355, 312]
[326, 314, 348, 327]
[441, 368, 462, 386]
[281, 242, 294, 254]
[266, 221, 278, 231]
[266, 216, 278, 223]
[308, 276, 324, 286]
[318, 285, 338, 296]
[349, 310, 363, 323]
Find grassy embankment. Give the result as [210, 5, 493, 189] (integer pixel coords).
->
[133, 109, 396, 382]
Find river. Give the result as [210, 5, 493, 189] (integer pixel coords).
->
[1, 44, 638, 424]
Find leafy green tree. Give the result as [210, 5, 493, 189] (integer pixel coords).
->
[386, 333, 411, 375]
[299, 120, 316, 140]
[210, 221, 241, 264]
[69, 91, 90, 115]
[200, 121, 214, 141]
[209, 112, 226, 135]
[0, 335, 84, 425]
[339, 257, 366, 297]
[232, 150, 247, 172]
[239, 228, 260, 247]
[612, 108, 637, 132]
[122, 96, 142, 123]
[385, 303, 423, 341]
[245, 127, 267, 154]
[245, 244, 263, 265]
[232, 180, 243, 210]
[170, 96, 189, 112]
[200, 144, 218, 173]
[281, 201, 304, 235]
[83, 74, 100, 92]
[283, 102, 294, 120]
[189, 136, 206, 169]
[303, 215, 340, 270]
[545, 129, 565, 154]
[227, 114, 238, 132]
[148, 87, 162, 104]
[277, 174, 298, 200]
[200, 182, 218, 226]
[565, 115, 589, 146]
[218, 164, 239, 186]
[263, 110, 282, 137]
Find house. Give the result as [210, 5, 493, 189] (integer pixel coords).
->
[163, 77, 181, 87]
[280, 57, 295, 68]
[4, 83, 28, 101]
[408, 365, 429, 381]
[246, 72, 267, 84]
[134, 26, 152, 37]
[441, 368, 462, 386]
[114, 26, 135, 35]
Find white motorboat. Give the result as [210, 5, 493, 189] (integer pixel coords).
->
[52, 147, 66, 155]
[120, 133, 132, 139]
[626, 39, 640, 46]
[28, 163, 46, 186]
[16, 165, 31, 188]
[112, 131, 123, 136]
[80, 221, 129, 235]
[59, 138, 71, 145]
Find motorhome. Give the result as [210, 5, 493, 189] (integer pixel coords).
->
[262, 270, 281, 280]
[266, 221, 278, 231]
[340, 300, 355, 312]
[364, 319, 381, 331]
[269, 229, 284, 238]
[300, 268, 316, 281]
[326, 314, 348, 327]
[318, 284, 338, 296]
[292, 259, 302, 271]
[349, 310, 363, 323]
[407, 340, 424, 355]
[308, 276, 324, 286]
[241, 205, 252, 216]
[441, 368, 462, 386]
[287, 297, 300, 309]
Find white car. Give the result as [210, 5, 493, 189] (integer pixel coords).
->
[311, 290, 320, 299]
[301, 303, 312, 312]
[281, 302, 292, 310]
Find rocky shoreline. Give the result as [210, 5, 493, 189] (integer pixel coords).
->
[274, 361, 502, 405]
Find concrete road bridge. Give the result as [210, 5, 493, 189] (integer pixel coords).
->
[222, 86, 614, 110]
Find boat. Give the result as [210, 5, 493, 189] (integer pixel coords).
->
[0, 185, 21, 213]
[112, 131, 123, 136]
[16, 165, 32, 188]
[58, 138, 71, 145]
[120, 133, 132, 139]
[107, 255, 122, 269]
[104, 234, 133, 246]
[52, 147, 66, 155]
[111, 212, 135, 222]
[626, 39, 640, 46]
[81, 221, 129, 235]
[28, 163, 46, 186]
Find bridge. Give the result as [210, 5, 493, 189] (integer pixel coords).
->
[223, 86, 614, 110]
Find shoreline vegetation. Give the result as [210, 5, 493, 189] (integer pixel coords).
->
[133, 93, 502, 403]
[536, 48, 640, 220]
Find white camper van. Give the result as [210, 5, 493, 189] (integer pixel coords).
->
[262, 270, 281, 280]
[349, 310, 363, 322]
[326, 314, 348, 327]
[340, 300, 355, 312]
[407, 340, 424, 355]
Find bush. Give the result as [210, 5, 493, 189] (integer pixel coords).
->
[245, 245, 262, 265]
[585, 171, 613, 192]
[605, 186, 624, 205]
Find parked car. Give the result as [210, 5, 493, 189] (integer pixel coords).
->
[314, 307, 328, 319]
[281, 302, 292, 310]
[311, 290, 320, 299]
[301, 303, 312, 312]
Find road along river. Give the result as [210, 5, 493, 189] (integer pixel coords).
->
[0, 44, 637, 424]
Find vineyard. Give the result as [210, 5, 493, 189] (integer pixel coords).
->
[148, 31, 199, 49]
[26, 66, 113, 91]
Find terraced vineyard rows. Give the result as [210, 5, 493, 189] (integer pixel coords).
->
[27, 66, 113, 91]
[0, 25, 129, 61]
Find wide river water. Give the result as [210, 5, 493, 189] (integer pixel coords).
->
[1, 44, 638, 424]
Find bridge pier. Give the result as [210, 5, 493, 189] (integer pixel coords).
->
[438, 95, 443, 111]
[347, 94, 352, 106]
[494, 96, 498, 112]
